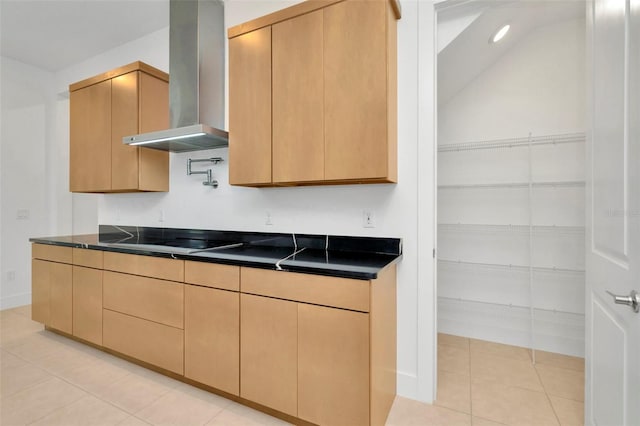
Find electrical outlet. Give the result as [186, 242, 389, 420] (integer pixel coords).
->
[265, 211, 273, 226]
[363, 210, 375, 228]
[7, 270, 16, 281]
[159, 209, 165, 223]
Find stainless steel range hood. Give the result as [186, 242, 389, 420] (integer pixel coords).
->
[123, 0, 228, 152]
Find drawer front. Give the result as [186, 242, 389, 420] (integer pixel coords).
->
[103, 309, 184, 375]
[103, 271, 184, 328]
[73, 248, 103, 269]
[185, 261, 240, 291]
[103, 251, 184, 282]
[241, 267, 370, 312]
[32, 243, 72, 264]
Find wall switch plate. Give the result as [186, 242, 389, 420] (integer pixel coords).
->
[7, 270, 16, 281]
[363, 210, 375, 228]
[265, 211, 273, 226]
[16, 209, 29, 220]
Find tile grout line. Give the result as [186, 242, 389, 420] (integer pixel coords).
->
[533, 363, 563, 426]
[2, 329, 164, 420]
[1, 315, 263, 426]
[21, 381, 88, 426]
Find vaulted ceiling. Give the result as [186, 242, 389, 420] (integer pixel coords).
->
[438, 1, 585, 105]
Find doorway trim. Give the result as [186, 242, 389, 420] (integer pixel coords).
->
[416, 0, 442, 403]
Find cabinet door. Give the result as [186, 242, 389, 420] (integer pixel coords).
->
[298, 304, 370, 426]
[324, 0, 389, 181]
[32, 259, 50, 324]
[73, 266, 103, 345]
[70, 79, 111, 192]
[111, 71, 139, 190]
[240, 294, 297, 416]
[185, 285, 239, 395]
[229, 27, 272, 186]
[272, 11, 324, 183]
[138, 72, 170, 192]
[49, 262, 73, 334]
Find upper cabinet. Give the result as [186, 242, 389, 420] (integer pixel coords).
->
[69, 62, 170, 193]
[228, 0, 401, 187]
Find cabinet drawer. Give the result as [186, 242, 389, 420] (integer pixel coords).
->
[185, 261, 239, 291]
[103, 271, 184, 328]
[73, 248, 103, 269]
[103, 309, 184, 375]
[241, 267, 370, 312]
[103, 251, 184, 281]
[32, 244, 72, 264]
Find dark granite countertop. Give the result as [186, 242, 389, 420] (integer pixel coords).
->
[30, 226, 402, 280]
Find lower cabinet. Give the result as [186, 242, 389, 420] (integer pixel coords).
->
[240, 292, 371, 424]
[184, 285, 240, 395]
[32, 258, 73, 334]
[298, 304, 370, 426]
[240, 294, 298, 416]
[31, 245, 397, 426]
[72, 266, 103, 345]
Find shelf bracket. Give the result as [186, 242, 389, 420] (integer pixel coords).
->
[187, 157, 223, 188]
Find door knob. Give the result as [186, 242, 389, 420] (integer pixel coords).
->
[606, 290, 640, 313]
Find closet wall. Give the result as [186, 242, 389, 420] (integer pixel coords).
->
[437, 18, 586, 357]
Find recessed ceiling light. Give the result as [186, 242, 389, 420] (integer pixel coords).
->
[490, 24, 510, 43]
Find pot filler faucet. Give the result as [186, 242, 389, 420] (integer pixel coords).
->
[187, 157, 223, 187]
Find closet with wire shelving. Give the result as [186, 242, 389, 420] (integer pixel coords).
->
[436, 1, 586, 358]
[437, 133, 585, 357]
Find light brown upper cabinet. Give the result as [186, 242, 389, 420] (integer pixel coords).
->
[69, 62, 170, 193]
[228, 27, 272, 186]
[228, 0, 401, 187]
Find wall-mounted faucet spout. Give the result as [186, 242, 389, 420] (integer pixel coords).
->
[187, 157, 223, 187]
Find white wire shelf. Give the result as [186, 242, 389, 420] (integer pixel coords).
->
[438, 180, 585, 190]
[438, 132, 586, 153]
[438, 295, 586, 316]
[437, 258, 585, 275]
[438, 223, 585, 234]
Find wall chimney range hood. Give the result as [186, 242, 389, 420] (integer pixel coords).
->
[123, 0, 228, 152]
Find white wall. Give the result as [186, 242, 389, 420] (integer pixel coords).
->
[439, 19, 586, 144]
[0, 57, 58, 308]
[50, 0, 434, 401]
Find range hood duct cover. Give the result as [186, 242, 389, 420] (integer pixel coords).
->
[124, 0, 228, 152]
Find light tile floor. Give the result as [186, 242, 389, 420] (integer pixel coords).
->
[1, 306, 584, 425]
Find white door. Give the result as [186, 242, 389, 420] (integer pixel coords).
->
[586, 0, 640, 425]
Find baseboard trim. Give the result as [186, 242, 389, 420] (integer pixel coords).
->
[0, 292, 31, 310]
